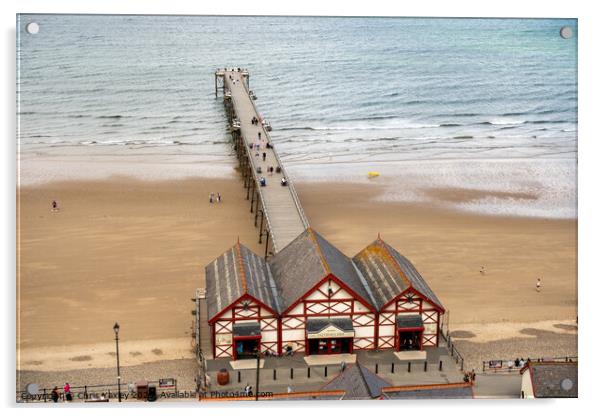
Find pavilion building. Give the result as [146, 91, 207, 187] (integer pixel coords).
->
[205, 228, 445, 360]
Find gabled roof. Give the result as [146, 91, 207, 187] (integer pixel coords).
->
[306, 318, 354, 334]
[396, 315, 424, 329]
[269, 228, 375, 312]
[321, 363, 391, 399]
[205, 242, 280, 321]
[520, 361, 578, 398]
[353, 237, 444, 311]
[382, 382, 474, 399]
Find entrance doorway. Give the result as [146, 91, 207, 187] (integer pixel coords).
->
[234, 337, 260, 359]
[397, 330, 422, 351]
[308, 338, 353, 355]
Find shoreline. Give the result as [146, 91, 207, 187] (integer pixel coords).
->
[18, 155, 577, 220]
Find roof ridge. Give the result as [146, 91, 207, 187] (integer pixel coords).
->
[376, 238, 412, 288]
[382, 381, 472, 392]
[357, 363, 391, 396]
[235, 241, 248, 292]
[356, 363, 374, 398]
[307, 228, 331, 275]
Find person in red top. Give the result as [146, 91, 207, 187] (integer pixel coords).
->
[64, 382, 72, 402]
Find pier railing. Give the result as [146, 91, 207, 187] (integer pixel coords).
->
[241, 78, 310, 230]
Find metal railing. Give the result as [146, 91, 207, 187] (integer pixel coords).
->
[482, 356, 578, 373]
[17, 379, 178, 403]
[438, 315, 465, 372]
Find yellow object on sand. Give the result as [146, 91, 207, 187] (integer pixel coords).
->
[368, 171, 380, 178]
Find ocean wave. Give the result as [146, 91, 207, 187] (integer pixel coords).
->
[97, 115, 125, 120]
[480, 118, 526, 126]
[283, 120, 440, 131]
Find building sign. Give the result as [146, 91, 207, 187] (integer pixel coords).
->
[488, 360, 503, 369]
[307, 325, 355, 339]
[159, 378, 175, 388]
[216, 334, 232, 345]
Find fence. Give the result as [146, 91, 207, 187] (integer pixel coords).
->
[16, 379, 178, 403]
[438, 312, 465, 372]
[482, 356, 578, 373]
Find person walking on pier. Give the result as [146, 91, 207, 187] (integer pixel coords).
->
[258, 131, 261, 140]
[262, 152, 266, 161]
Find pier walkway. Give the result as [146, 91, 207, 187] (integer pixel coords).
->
[216, 69, 309, 255]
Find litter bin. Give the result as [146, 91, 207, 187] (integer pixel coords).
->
[147, 386, 157, 402]
[135, 380, 148, 401]
[217, 368, 230, 386]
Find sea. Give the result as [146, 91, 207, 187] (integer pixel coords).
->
[17, 15, 577, 218]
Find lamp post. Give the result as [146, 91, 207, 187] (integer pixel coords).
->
[113, 322, 122, 403]
[255, 348, 260, 401]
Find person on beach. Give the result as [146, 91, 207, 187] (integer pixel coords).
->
[480, 266, 485, 276]
[51, 387, 59, 403]
[536, 278, 542, 292]
[51, 200, 59, 212]
[209, 193, 214, 204]
[217, 193, 222, 203]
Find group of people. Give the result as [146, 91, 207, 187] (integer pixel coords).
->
[509, 358, 527, 369]
[251, 116, 260, 126]
[50, 382, 72, 403]
[463, 370, 477, 383]
[209, 192, 222, 204]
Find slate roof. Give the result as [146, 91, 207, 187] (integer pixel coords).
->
[382, 382, 474, 400]
[353, 238, 444, 311]
[269, 228, 375, 312]
[306, 318, 354, 334]
[521, 361, 578, 398]
[321, 363, 391, 399]
[206, 242, 280, 321]
[233, 322, 261, 337]
[396, 314, 424, 329]
[206, 231, 442, 320]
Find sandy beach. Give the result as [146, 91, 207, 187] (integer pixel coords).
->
[17, 175, 577, 380]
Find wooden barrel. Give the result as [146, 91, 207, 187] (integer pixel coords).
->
[217, 368, 230, 386]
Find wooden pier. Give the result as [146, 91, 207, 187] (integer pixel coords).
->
[215, 68, 309, 257]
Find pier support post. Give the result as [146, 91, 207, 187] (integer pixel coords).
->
[254, 197, 260, 220]
[250, 190, 255, 213]
[264, 231, 270, 259]
[258, 211, 264, 242]
[215, 74, 218, 97]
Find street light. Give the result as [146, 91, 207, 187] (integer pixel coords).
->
[113, 322, 122, 403]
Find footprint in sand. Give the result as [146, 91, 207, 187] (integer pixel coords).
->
[449, 330, 476, 339]
[69, 355, 92, 362]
